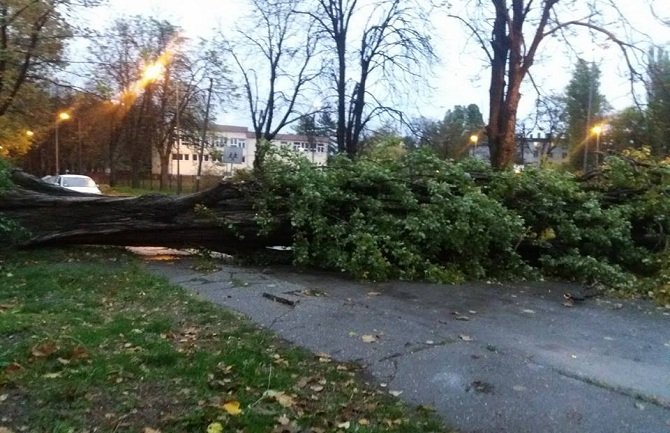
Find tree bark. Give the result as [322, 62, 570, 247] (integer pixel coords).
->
[1, 170, 292, 254]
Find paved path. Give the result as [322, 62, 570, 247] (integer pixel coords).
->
[141, 252, 670, 433]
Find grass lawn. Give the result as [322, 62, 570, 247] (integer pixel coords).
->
[0, 247, 452, 433]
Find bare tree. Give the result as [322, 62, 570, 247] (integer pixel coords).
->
[446, 0, 644, 169]
[304, 0, 435, 156]
[222, 0, 321, 170]
[90, 17, 231, 189]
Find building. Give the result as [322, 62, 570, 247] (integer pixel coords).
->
[152, 124, 329, 177]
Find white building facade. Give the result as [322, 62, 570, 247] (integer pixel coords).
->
[153, 124, 329, 177]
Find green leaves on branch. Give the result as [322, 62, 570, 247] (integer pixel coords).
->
[258, 149, 528, 283]
[255, 149, 670, 302]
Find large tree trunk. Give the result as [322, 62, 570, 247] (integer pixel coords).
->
[1, 170, 292, 254]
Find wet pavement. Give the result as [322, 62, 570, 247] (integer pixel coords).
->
[139, 250, 670, 433]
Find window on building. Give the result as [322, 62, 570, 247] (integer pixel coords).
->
[172, 153, 179, 160]
[293, 142, 300, 151]
[193, 154, 198, 161]
[317, 144, 325, 153]
[184, 154, 189, 161]
[239, 139, 246, 148]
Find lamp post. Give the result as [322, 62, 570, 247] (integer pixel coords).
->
[470, 134, 479, 158]
[592, 124, 603, 167]
[55, 111, 71, 175]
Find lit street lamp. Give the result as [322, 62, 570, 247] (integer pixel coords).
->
[470, 134, 479, 157]
[55, 111, 71, 174]
[26, 130, 34, 138]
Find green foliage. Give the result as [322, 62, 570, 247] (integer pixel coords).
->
[259, 149, 527, 283]
[254, 148, 670, 301]
[488, 167, 645, 287]
[564, 59, 608, 170]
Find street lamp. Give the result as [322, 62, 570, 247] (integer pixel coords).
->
[592, 124, 603, 166]
[55, 111, 71, 174]
[26, 130, 34, 138]
[470, 134, 479, 157]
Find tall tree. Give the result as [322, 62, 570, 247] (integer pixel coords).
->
[646, 47, 670, 156]
[0, 0, 99, 155]
[447, 0, 642, 169]
[564, 59, 607, 170]
[223, 0, 321, 170]
[409, 105, 484, 159]
[438, 104, 485, 159]
[606, 106, 648, 153]
[305, 0, 435, 157]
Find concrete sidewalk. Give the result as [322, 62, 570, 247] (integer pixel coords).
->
[143, 254, 670, 433]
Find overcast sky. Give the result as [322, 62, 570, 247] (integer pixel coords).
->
[76, 0, 670, 130]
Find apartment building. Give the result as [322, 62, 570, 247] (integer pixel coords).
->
[152, 124, 329, 177]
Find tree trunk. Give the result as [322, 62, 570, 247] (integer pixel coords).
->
[1, 170, 292, 254]
[160, 152, 170, 190]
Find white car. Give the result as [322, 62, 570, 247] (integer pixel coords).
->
[55, 175, 102, 195]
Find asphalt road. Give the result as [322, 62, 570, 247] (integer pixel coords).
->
[140, 250, 670, 433]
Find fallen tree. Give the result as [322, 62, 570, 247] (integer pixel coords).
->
[0, 169, 292, 254]
[2, 150, 669, 303]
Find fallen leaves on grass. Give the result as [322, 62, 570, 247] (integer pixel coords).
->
[207, 422, 223, 433]
[3, 362, 23, 374]
[0, 303, 16, 312]
[222, 400, 243, 415]
[316, 353, 331, 363]
[31, 341, 58, 358]
[264, 390, 296, 408]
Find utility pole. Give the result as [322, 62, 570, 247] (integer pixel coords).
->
[583, 62, 594, 173]
[196, 78, 214, 192]
[77, 118, 83, 173]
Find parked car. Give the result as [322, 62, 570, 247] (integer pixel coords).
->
[54, 174, 102, 195]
